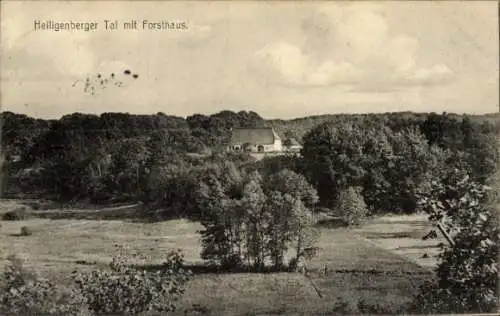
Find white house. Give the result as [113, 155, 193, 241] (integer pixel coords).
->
[227, 127, 282, 153]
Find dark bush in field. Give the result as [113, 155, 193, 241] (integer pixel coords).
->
[19, 226, 32, 236]
[2, 208, 27, 221]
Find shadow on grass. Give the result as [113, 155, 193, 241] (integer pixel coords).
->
[374, 220, 428, 226]
[75, 260, 98, 266]
[310, 267, 431, 276]
[132, 263, 432, 277]
[134, 263, 293, 274]
[23, 205, 190, 223]
[20, 200, 64, 211]
[394, 244, 441, 250]
[8, 233, 28, 237]
[183, 304, 212, 315]
[315, 218, 347, 229]
[363, 231, 423, 239]
[243, 307, 290, 316]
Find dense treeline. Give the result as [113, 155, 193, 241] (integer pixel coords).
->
[301, 113, 499, 214]
[0, 112, 52, 162]
[0, 110, 498, 211]
[0, 110, 265, 202]
[269, 111, 499, 142]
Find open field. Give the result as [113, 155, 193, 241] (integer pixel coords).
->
[353, 214, 445, 268]
[0, 199, 435, 315]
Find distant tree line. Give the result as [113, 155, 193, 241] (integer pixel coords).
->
[0, 110, 264, 202]
[1, 110, 498, 213]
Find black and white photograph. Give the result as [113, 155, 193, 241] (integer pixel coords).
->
[0, 1, 499, 315]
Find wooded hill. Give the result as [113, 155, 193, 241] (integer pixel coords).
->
[1, 110, 498, 209]
[2, 110, 498, 159]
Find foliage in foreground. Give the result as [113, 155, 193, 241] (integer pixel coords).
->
[72, 249, 191, 315]
[412, 169, 499, 313]
[0, 256, 89, 316]
[0, 249, 191, 316]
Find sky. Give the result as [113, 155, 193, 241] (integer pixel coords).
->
[1, 1, 498, 119]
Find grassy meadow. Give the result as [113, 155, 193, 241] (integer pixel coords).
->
[0, 199, 437, 315]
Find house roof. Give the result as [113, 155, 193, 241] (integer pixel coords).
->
[229, 127, 280, 145]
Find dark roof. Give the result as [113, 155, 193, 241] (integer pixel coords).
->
[229, 127, 280, 145]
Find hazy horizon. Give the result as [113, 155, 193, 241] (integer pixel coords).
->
[1, 1, 498, 119]
[3, 108, 500, 122]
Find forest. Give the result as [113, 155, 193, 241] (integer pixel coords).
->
[1, 110, 498, 212]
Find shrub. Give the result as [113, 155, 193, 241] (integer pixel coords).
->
[0, 256, 88, 316]
[2, 208, 27, 221]
[71, 249, 192, 315]
[19, 226, 32, 236]
[337, 186, 368, 226]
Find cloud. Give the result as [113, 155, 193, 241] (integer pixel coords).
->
[2, 32, 95, 81]
[255, 41, 359, 86]
[1, 6, 96, 81]
[253, 6, 454, 89]
[404, 64, 453, 85]
[349, 64, 454, 93]
[0, 1, 214, 83]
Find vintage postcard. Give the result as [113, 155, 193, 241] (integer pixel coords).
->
[0, 1, 498, 315]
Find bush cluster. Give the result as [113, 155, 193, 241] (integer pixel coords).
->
[0, 249, 191, 316]
[337, 186, 368, 226]
[2, 207, 27, 221]
[19, 226, 32, 236]
[0, 257, 88, 316]
[72, 250, 191, 315]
